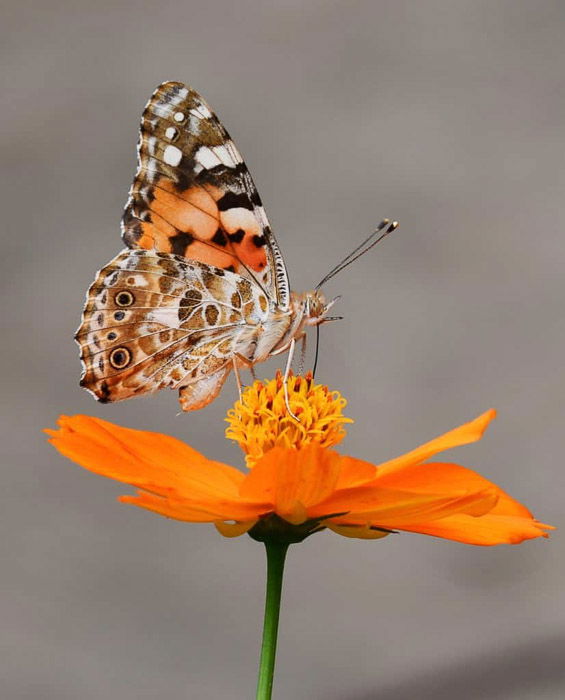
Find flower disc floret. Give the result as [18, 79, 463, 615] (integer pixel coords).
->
[225, 371, 352, 467]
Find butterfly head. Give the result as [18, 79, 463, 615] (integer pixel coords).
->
[303, 291, 342, 326]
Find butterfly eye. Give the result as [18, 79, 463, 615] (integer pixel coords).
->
[109, 347, 132, 369]
[115, 291, 135, 307]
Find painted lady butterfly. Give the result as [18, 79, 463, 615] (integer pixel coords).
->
[76, 81, 397, 413]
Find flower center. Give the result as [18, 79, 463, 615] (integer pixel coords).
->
[225, 371, 353, 467]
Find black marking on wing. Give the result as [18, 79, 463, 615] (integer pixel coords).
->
[211, 228, 227, 246]
[170, 231, 195, 255]
[216, 191, 254, 212]
[228, 229, 245, 244]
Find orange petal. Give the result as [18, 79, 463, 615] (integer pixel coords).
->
[319, 488, 499, 527]
[214, 520, 257, 538]
[375, 459, 509, 493]
[334, 455, 377, 489]
[326, 523, 390, 540]
[399, 513, 553, 545]
[343, 461, 552, 545]
[374, 461, 535, 520]
[120, 491, 264, 522]
[47, 415, 244, 500]
[119, 492, 226, 521]
[240, 445, 343, 522]
[376, 410, 496, 477]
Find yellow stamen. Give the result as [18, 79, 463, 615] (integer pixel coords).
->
[225, 370, 353, 467]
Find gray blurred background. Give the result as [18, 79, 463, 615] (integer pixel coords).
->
[2, 1, 563, 698]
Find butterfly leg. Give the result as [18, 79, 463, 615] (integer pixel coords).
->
[283, 338, 301, 423]
[234, 352, 257, 383]
[296, 333, 307, 376]
[232, 353, 257, 401]
[232, 357, 244, 402]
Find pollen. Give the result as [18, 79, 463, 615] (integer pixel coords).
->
[225, 371, 353, 467]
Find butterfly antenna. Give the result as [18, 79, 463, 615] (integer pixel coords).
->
[315, 219, 398, 290]
[312, 323, 321, 379]
[324, 219, 391, 280]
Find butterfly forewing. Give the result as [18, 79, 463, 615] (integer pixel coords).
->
[121, 81, 290, 309]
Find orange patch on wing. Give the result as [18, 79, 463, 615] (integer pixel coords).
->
[183, 240, 238, 269]
[137, 220, 176, 251]
[220, 209, 267, 272]
[160, 181, 220, 218]
[236, 232, 268, 271]
[151, 186, 218, 238]
[134, 179, 267, 273]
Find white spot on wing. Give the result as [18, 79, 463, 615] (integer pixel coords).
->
[165, 127, 177, 139]
[174, 112, 185, 122]
[147, 307, 182, 329]
[171, 87, 189, 104]
[196, 146, 221, 169]
[151, 105, 170, 119]
[188, 113, 200, 132]
[212, 144, 241, 167]
[225, 141, 244, 165]
[163, 144, 183, 166]
[128, 274, 149, 287]
[195, 102, 212, 119]
[147, 136, 158, 154]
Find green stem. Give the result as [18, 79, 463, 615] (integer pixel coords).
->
[256, 541, 289, 700]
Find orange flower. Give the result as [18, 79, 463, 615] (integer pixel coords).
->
[46, 374, 552, 546]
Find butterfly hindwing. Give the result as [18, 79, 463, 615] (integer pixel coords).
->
[76, 249, 269, 404]
[121, 81, 290, 310]
[178, 367, 233, 411]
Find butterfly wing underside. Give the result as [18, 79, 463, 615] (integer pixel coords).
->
[77, 81, 288, 410]
[122, 80, 289, 308]
[76, 250, 269, 409]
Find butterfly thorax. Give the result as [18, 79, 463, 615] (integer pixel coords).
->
[245, 290, 327, 361]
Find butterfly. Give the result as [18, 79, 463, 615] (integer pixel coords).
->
[76, 81, 397, 413]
